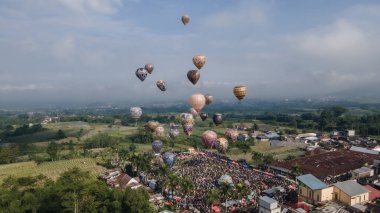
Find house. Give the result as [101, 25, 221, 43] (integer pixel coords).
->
[297, 174, 334, 205]
[101, 169, 141, 189]
[333, 180, 370, 206]
[352, 167, 374, 179]
[258, 196, 281, 213]
[344, 130, 355, 137]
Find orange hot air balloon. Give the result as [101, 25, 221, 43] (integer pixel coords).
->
[145, 64, 154, 74]
[189, 93, 206, 113]
[233, 85, 247, 101]
[181, 15, 190, 25]
[193, 54, 206, 70]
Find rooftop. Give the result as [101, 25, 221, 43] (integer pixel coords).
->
[350, 146, 379, 155]
[259, 196, 278, 205]
[297, 174, 327, 190]
[333, 180, 369, 196]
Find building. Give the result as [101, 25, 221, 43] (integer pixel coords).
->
[101, 169, 141, 189]
[350, 146, 379, 155]
[344, 130, 355, 137]
[333, 180, 369, 206]
[297, 174, 334, 205]
[352, 167, 374, 179]
[258, 196, 281, 213]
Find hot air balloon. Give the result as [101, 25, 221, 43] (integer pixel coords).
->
[200, 112, 208, 121]
[180, 113, 194, 125]
[216, 138, 229, 153]
[204, 94, 213, 105]
[238, 133, 250, 141]
[187, 70, 200, 85]
[218, 175, 233, 185]
[155, 126, 165, 137]
[213, 113, 223, 126]
[169, 129, 179, 139]
[130, 107, 142, 125]
[156, 80, 167, 92]
[146, 121, 160, 132]
[201, 130, 217, 149]
[181, 15, 190, 25]
[145, 63, 154, 74]
[182, 123, 193, 136]
[233, 85, 247, 101]
[152, 140, 163, 154]
[163, 152, 176, 168]
[135, 68, 148, 81]
[189, 93, 206, 113]
[189, 108, 198, 118]
[225, 129, 239, 143]
[193, 54, 206, 70]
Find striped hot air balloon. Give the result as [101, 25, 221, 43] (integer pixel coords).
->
[233, 85, 247, 101]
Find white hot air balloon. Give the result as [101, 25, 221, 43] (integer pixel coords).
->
[130, 107, 142, 126]
[189, 93, 206, 113]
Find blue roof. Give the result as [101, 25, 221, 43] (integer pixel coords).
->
[297, 174, 327, 190]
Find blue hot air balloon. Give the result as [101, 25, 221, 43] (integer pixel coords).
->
[162, 152, 176, 168]
[152, 140, 163, 154]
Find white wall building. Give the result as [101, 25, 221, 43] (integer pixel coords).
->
[259, 196, 281, 213]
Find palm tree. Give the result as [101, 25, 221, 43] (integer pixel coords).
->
[220, 182, 234, 212]
[179, 178, 194, 208]
[167, 173, 179, 199]
[206, 189, 220, 213]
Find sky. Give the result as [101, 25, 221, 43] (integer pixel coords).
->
[1, 0, 380, 106]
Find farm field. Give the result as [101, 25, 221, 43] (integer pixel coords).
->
[0, 158, 106, 184]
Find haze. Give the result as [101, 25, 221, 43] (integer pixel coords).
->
[1, 0, 380, 107]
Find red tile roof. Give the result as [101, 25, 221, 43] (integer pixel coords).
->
[364, 185, 380, 200]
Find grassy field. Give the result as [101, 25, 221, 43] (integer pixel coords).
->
[0, 158, 106, 184]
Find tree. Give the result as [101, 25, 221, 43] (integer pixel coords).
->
[263, 154, 274, 165]
[56, 129, 66, 139]
[251, 151, 264, 165]
[237, 142, 251, 154]
[46, 141, 59, 161]
[291, 164, 302, 177]
[206, 189, 220, 213]
[122, 187, 154, 213]
[219, 182, 233, 213]
[179, 177, 194, 207]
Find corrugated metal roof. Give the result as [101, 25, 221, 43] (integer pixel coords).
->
[259, 196, 277, 204]
[350, 146, 379, 155]
[297, 174, 327, 190]
[333, 180, 370, 196]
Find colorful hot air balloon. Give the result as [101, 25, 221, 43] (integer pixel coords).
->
[181, 15, 190, 25]
[238, 133, 250, 141]
[180, 113, 194, 125]
[189, 93, 206, 113]
[182, 123, 193, 136]
[213, 113, 223, 126]
[156, 80, 167, 92]
[155, 126, 165, 137]
[130, 107, 142, 123]
[216, 138, 229, 153]
[233, 85, 247, 101]
[201, 130, 217, 149]
[189, 108, 198, 118]
[146, 121, 160, 132]
[145, 64, 154, 74]
[187, 70, 200, 85]
[218, 175, 233, 185]
[152, 140, 163, 154]
[193, 55, 206, 70]
[225, 129, 239, 143]
[200, 112, 208, 121]
[135, 68, 148, 81]
[163, 152, 176, 168]
[169, 129, 179, 139]
[204, 94, 213, 105]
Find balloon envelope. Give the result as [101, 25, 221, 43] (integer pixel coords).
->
[216, 138, 229, 153]
[152, 140, 163, 153]
[187, 70, 200, 85]
[233, 85, 247, 100]
[146, 121, 160, 132]
[225, 129, 239, 143]
[156, 80, 167, 92]
[192, 55, 206, 70]
[181, 15, 190, 25]
[145, 64, 154, 74]
[204, 95, 213, 105]
[213, 113, 223, 126]
[130, 107, 142, 121]
[163, 152, 176, 168]
[201, 130, 217, 149]
[169, 129, 179, 139]
[189, 108, 198, 118]
[180, 113, 194, 125]
[189, 93, 206, 113]
[218, 175, 233, 185]
[200, 112, 208, 121]
[155, 126, 165, 137]
[135, 68, 148, 81]
[182, 123, 193, 136]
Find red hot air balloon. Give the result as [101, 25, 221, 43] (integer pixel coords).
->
[225, 129, 239, 143]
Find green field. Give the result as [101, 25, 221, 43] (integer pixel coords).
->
[0, 158, 106, 184]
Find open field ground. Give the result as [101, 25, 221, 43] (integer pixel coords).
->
[0, 158, 106, 184]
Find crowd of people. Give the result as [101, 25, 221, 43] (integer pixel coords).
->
[171, 151, 293, 212]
